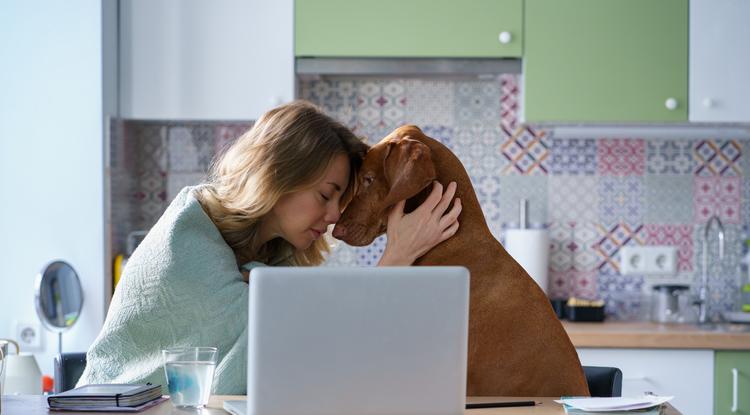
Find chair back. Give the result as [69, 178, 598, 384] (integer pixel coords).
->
[53, 353, 87, 393]
[583, 366, 622, 397]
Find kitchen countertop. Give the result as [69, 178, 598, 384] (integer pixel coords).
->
[563, 321, 750, 349]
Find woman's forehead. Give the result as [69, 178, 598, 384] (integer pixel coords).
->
[320, 153, 350, 188]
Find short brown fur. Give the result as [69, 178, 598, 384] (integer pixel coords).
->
[334, 125, 590, 397]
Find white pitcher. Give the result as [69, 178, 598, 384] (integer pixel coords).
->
[0, 339, 41, 396]
[3, 352, 42, 395]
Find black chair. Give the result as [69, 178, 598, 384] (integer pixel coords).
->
[54, 352, 87, 393]
[582, 366, 622, 397]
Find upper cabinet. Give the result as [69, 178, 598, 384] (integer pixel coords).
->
[690, 0, 750, 123]
[523, 0, 688, 123]
[295, 0, 523, 58]
[119, 0, 293, 120]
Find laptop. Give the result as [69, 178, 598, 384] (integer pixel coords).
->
[224, 266, 470, 415]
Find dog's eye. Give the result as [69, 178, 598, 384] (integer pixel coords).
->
[363, 176, 374, 187]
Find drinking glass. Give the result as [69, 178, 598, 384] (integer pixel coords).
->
[162, 347, 218, 408]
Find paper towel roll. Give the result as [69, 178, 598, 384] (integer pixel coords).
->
[504, 228, 550, 294]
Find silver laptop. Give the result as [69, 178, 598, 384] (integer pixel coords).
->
[224, 266, 470, 415]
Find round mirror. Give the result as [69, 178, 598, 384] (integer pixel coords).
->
[34, 260, 83, 333]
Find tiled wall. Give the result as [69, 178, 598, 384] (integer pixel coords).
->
[110, 74, 749, 322]
[109, 121, 252, 261]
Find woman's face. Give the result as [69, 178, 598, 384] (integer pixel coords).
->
[269, 154, 350, 250]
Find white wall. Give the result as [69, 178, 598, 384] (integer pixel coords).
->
[0, 0, 107, 377]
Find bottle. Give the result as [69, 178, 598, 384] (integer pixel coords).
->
[740, 239, 750, 313]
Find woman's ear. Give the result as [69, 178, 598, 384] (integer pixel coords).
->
[382, 137, 437, 207]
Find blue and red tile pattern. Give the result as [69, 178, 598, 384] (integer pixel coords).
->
[111, 75, 749, 322]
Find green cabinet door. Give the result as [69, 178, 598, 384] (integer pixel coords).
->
[295, 0, 522, 58]
[524, 0, 688, 123]
[715, 351, 750, 415]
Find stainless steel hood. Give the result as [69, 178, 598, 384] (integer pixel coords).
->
[295, 57, 521, 76]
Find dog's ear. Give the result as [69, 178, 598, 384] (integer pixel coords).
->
[382, 137, 437, 207]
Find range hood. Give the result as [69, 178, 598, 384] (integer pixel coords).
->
[296, 58, 521, 76]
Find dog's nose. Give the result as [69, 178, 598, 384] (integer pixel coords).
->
[332, 225, 346, 239]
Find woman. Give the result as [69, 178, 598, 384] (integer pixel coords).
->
[77, 101, 461, 394]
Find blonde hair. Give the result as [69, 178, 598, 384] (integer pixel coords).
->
[196, 101, 368, 267]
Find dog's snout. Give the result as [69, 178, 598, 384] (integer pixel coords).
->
[332, 224, 346, 239]
[332, 222, 372, 246]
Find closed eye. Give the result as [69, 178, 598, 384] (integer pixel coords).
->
[320, 193, 330, 201]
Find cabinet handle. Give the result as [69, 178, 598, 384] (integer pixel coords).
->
[665, 98, 678, 111]
[498, 31, 512, 44]
[703, 98, 715, 108]
[731, 368, 739, 413]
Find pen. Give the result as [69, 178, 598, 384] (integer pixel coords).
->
[466, 400, 536, 409]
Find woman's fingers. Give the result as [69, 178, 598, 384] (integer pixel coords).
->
[432, 181, 457, 215]
[418, 181, 444, 213]
[388, 199, 406, 224]
[439, 198, 462, 229]
[440, 219, 460, 241]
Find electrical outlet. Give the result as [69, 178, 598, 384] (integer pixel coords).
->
[15, 321, 42, 351]
[620, 246, 677, 275]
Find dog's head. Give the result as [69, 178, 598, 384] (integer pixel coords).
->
[332, 133, 437, 246]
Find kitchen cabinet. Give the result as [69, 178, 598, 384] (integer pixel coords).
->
[119, 0, 293, 120]
[715, 351, 750, 415]
[524, 0, 688, 123]
[690, 0, 750, 123]
[577, 348, 713, 415]
[295, 0, 522, 58]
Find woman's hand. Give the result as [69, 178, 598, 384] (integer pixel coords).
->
[378, 181, 462, 266]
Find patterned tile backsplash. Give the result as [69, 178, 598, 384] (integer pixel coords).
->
[110, 74, 750, 322]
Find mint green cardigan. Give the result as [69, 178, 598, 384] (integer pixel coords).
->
[77, 186, 263, 394]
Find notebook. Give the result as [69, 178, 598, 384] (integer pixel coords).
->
[225, 266, 470, 415]
[47, 383, 166, 412]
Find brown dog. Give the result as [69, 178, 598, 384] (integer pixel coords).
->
[332, 125, 590, 397]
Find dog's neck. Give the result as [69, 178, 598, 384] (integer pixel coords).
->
[402, 134, 500, 265]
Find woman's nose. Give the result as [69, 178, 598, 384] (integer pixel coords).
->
[324, 203, 341, 224]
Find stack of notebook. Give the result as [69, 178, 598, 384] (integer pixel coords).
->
[48, 384, 166, 412]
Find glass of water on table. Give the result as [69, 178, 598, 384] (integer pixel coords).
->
[162, 347, 218, 408]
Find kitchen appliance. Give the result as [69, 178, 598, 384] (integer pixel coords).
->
[651, 284, 695, 323]
[0, 339, 19, 402]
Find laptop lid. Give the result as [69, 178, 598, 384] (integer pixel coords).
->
[246, 266, 470, 415]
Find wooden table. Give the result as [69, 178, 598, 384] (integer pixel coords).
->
[0, 395, 682, 414]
